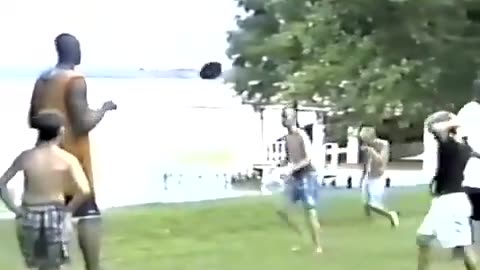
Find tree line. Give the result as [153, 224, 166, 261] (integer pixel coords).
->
[225, 0, 480, 141]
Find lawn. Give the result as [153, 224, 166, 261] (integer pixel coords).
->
[0, 188, 469, 270]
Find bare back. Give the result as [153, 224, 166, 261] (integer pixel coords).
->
[21, 145, 90, 205]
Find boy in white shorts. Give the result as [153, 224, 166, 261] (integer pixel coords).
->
[358, 126, 399, 227]
[416, 111, 477, 270]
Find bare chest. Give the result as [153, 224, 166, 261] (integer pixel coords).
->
[286, 134, 306, 164]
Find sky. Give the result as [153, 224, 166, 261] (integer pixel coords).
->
[0, 0, 239, 71]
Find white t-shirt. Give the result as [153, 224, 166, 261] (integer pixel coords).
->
[457, 101, 480, 188]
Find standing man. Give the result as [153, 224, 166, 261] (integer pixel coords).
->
[453, 79, 480, 256]
[0, 111, 91, 270]
[276, 107, 322, 254]
[28, 33, 117, 270]
[417, 111, 477, 270]
[358, 126, 399, 227]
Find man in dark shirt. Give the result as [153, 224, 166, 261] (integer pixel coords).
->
[416, 111, 477, 270]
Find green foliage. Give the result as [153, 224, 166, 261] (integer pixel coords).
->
[226, 0, 480, 124]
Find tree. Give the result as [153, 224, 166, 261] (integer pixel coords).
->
[225, 0, 284, 101]
[226, 0, 480, 127]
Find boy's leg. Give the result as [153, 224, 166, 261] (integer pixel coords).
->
[303, 208, 322, 253]
[276, 179, 303, 239]
[361, 183, 372, 218]
[302, 171, 322, 253]
[463, 245, 477, 270]
[41, 206, 71, 270]
[40, 242, 63, 270]
[366, 178, 399, 227]
[276, 207, 303, 237]
[416, 235, 434, 270]
[438, 194, 475, 269]
[18, 224, 40, 268]
[416, 197, 441, 270]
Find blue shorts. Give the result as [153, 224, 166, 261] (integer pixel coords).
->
[285, 170, 319, 209]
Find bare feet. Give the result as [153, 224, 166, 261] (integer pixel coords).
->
[390, 211, 400, 228]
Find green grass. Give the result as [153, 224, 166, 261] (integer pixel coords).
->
[0, 190, 469, 270]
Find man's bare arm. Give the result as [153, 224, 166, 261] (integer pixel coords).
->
[0, 153, 24, 215]
[65, 78, 108, 136]
[472, 151, 480, 159]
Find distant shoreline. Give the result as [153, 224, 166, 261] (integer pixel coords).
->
[0, 68, 210, 80]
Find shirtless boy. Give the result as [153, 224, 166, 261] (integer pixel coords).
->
[0, 111, 90, 270]
[358, 126, 399, 227]
[276, 107, 322, 254]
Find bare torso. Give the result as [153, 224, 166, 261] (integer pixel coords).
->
[366, 139, 389, 179]
[286, 131, 307, 167]
[22, 145, 81, 205]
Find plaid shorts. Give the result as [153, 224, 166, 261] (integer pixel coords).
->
[16, 203, 71, 268]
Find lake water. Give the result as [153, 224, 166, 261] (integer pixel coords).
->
[0, 76, 267, 209]
[0, 76, 262, 165]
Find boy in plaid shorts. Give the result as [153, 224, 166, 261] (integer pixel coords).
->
[0, 111, 90, 269]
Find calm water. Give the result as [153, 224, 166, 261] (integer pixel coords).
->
[0, 76, 267, 206]
[0, 76, 261, 164]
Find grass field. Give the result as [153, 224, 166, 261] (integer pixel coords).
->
[0, 188, 470, 270]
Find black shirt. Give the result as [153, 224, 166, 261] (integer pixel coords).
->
[434, 136, 472, 195]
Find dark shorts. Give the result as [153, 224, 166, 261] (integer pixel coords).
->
[464, 187, 480, 220]
[65, 195, 101, 218]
